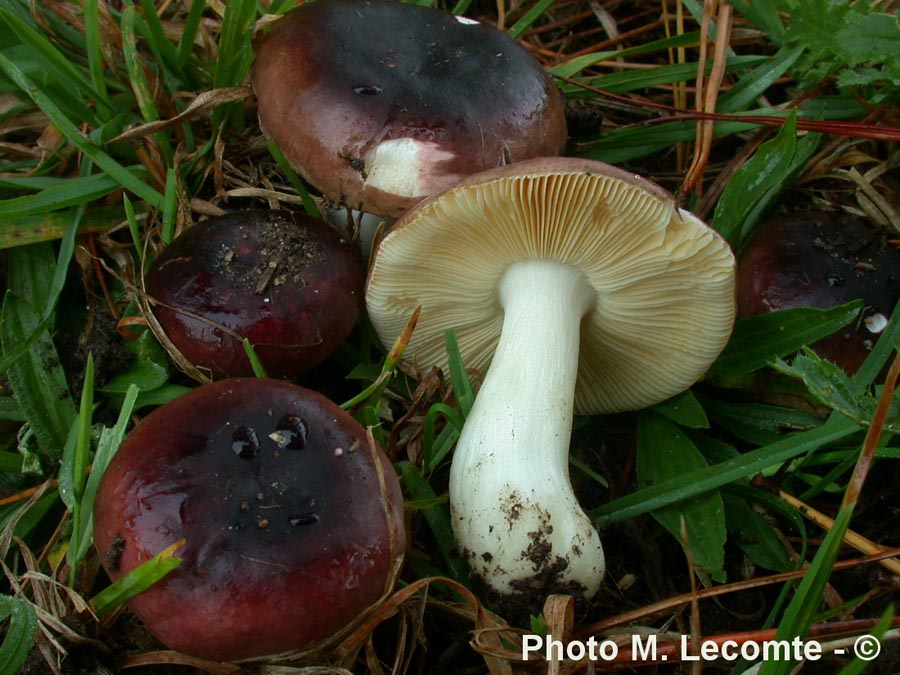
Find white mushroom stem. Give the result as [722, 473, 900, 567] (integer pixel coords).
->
[449, 258, 606, 599]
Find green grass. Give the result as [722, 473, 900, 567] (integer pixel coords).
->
[0, 1, 898, 673]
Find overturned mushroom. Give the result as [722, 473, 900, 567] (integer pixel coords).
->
[366, 157, 736, 614]
[251, 0, 567, 218]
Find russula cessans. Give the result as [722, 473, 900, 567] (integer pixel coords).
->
[251, 0, 567, 219]
[738, 209, 900, 374]
[366, 157, 736, 611]
[93, 378, 406, 662]
[143, 210, 364, 381]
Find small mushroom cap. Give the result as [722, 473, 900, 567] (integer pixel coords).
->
[366, 157, 737, 414]
[144, 210, 364, 380]
[738, 209, 900, 374]
[251, 0, 567, 218]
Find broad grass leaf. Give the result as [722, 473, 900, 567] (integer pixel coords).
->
[700, 397, 822, 446]
[729, 0, 787, 44]
[772, 350, 870, 423]
[652, 390, 709, 429]
[636, 411, 727, 581]
[716, 45, 804, 112]
[709, 301, 863, 378]
[0, 595, 37, 675]
[1, 245, 76, 458]
[713, 111, 820, 251]
[100, 330, 170, 393]
[723, 494, 794, 573]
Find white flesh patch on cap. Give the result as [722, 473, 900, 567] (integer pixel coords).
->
[364, 138, 455, 199]
[454, 16, 480, 25]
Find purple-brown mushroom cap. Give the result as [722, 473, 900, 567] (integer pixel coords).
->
[93, 378, 406, 662]
[738, 210, 900, 373]
[251, 0, 568, 218]
[144, 210, 364, 381]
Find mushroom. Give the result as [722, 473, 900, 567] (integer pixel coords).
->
[251, 0, 567, 219]
[143, 210, 364, 381]
[93, 378, 405, 661]
[738, 209, 900, 374]
[365, 157, 736, 613]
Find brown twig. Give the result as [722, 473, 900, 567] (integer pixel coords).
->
[845, 348, 900, 508]
[556, 74, 900, 141]
[576, 546, 900, 638]
[680, 0, 733, 200]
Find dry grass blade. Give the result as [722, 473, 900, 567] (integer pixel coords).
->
[778, 489, 900, 576]
[110, 87, 252, 143]
[845, 349, 900, 508]
[680, 0, 733, 199]
[120, 651, 247, 673]
[575, 547, 900, 638]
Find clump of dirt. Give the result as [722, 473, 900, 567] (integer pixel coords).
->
[463, 523, 597, 625]
[209, 210, 328, 293]
[469, 561, 595, 626]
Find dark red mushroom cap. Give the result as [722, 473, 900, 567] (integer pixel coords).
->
[143, 210, 364, 381]
[93, 378, 406, 662]
[738, 210, 900, 373]
[251, 0, 568, 218]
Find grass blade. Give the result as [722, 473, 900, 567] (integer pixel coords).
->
[713, 111, 820, 250]
[709, 301, 863, 378]
[0, 172, 138, 219]
[444, 330, 474, 418]
[161, 167, 177, 244]
[66, 354, 95, 584]
[242, 339, 268, 378]
[592, 414, 860, 525]
[0, 8, 106, 124]
[398, 461, 469, 584]
[212, 0, 256, 129]
[82, 0, 108, 104]
[716, 45, 805, 112]
[0, 52, 163, 208]
[0, 595, 37, 675]
[758, 504, 855, 675]
[837, 604, 894, 675]
[138, 0, 194, 88]
[266, 139, 321, 218]
[69, 385, 140, 572]
[1, 247, 76, 457]
[507, 0, 554, 39]
[121, 4, 173, 163]
[91, 540, 184, 616]
[178, 0, 206, 62]
[573, 56, 766, 96]
[421, 402, 463, 473]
